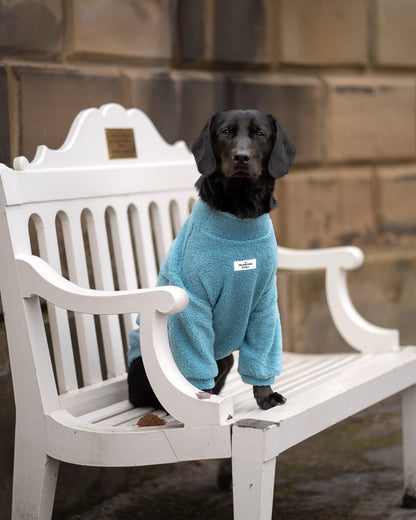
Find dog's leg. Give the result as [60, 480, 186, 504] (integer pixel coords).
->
[127, 356, 164, 410]
[203, 354, 234, 395]
[253, 385, 286, 410]
[129, 353, 234, 409]
[213, 354, 234, 394]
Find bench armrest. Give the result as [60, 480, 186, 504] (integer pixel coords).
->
[278, 245, 364, 271]
[278, 246, 400, 353]
[16, 254, 187, 315]
[16, 254, 234, 427]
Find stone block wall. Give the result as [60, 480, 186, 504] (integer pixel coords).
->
[0, 0, 415, 517]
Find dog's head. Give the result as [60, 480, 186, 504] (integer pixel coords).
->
[191, 109, 296, 180]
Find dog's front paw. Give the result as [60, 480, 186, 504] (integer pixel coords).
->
[253, 385, 287, 410]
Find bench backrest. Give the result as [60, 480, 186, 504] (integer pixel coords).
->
[0, 104, 199, 409]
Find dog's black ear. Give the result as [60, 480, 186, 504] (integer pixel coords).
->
[267, 115, 297, 179]
[191, 115, 217, 176]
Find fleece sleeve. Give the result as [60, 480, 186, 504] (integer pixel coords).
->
[167, 289, 218, 390]
[127, 271, 218, 390]
[237, 276, 283, 386]
[155, 230, 219, 390]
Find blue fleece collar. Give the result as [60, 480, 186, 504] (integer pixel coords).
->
[193, 199, 272, 241]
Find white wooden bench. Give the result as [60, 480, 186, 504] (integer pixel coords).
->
[1, 103, 415, 520]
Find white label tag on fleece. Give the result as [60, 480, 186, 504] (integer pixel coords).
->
[234, 259, 257, 271]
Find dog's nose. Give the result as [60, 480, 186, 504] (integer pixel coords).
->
[233, 151, 250, 164]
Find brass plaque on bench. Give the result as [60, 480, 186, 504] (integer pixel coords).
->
[105, 128, 137, 159]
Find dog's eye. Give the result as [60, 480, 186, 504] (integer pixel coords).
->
[255, 130, 265, 137]
[221, 128, 231, 136]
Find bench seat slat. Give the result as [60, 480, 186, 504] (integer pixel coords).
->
[59, 376, 128, 417]
[79, 402, 183, 430]
[77, 399, 134, 424]
[116, 412, 183, 430]
[280, 354, 365, 394]
[98, 408, 167, 427]
[226, 353, 370, 416]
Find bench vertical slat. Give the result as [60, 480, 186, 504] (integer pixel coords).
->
[106, 203, 140, 341]
[150, 199, 174, 268]
[169, 199, 182, 239]
[129, 201, 159, 288]
[83, 207, 126, 378]
[59, 210, 102, 385]
[33, 213, 78, 393]
[177, 193, 195, 231]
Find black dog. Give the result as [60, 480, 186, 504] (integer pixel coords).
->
[128, 109, 296, 411]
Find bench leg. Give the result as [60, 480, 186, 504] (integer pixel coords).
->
[402, 385, 416, 509]
[232, 420, 278, 520]
[12, 435, 59, 519]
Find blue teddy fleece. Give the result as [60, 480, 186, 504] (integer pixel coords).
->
[128, 199, 283, 390]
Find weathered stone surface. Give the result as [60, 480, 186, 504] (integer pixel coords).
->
[127, 70, 225, 146]
[0, 67, 10, 166]
[0, 0, 62, 56]
[175, 71, 226, 145]
[14, 66, 123, 161]
[376, 164, 416, 245]
[284, 269, 344, 354]
[68, 0, 172, 61]
[280, 0, 368, 66]
[351, 249, 416, 349]
[325, 76, 416, 162]
[176, 0, 273, 65]
[229, 75, 323, 164]
[285, 248, 416, 353]
[126, 69, 177, 143]
[213, 0, 272, 65]
[375, 0, 416, 67]
[176, 0, 207, 63]
[276, 168, 376, 249]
